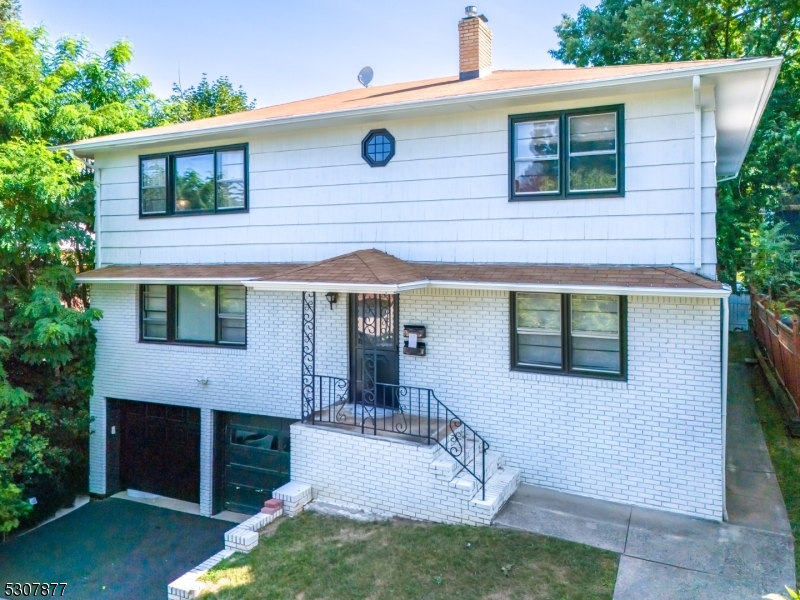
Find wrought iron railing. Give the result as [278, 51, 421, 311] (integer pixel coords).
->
[303, 375, 490, 499]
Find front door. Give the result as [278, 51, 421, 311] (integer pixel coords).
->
[349, 294, 399, 408]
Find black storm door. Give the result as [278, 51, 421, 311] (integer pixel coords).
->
[349, 294, 399, 410]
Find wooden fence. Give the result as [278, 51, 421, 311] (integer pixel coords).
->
[751, 293, 800, 414]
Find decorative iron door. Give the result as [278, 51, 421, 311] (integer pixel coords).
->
[349, 294, 399, 410]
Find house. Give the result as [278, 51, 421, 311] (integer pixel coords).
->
[65, 8, 781, 525]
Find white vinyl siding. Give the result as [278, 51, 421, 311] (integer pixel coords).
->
[94, 85, 718, 277]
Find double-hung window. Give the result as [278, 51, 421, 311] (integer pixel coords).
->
[511, 292, 626, 379]
[140, 145, 248, 216]
[140, 285, 247, 346]
[509, 106, 624, 200]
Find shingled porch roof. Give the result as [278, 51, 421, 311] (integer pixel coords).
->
[77, 249, 728, 298]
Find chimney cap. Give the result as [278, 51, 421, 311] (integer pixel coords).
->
[463, 6, 488, 21]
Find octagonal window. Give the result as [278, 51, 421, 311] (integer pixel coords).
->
[362, 129, 395, 167]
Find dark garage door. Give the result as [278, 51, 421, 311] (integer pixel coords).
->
[218, 413, 293, 514]
[117, 400, 201, 503]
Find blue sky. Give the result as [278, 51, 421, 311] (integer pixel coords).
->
[21, 1, 587, 108]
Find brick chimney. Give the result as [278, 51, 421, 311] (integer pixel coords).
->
[458, 6, 492, 80]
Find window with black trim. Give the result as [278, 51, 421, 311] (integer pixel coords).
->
[140, 284, 246, 346]
[140, 145, 248, 217]
[511, 292, 626, 379]
[361, 129, 395, 167]
[509, 106, 624, 200]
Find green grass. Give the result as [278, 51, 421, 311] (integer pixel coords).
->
[747, 335, 800, 576]
[199, 512, 618, 599]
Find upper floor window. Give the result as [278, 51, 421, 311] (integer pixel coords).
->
[361, 129, 395, 167]
[141, 284, 246, 346]
[509, 106, 624, 201]
[511, 292, 626, 380]
[140, 145, 248, 217]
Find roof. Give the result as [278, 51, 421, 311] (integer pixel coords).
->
[61, 57, 782, 179]
[77, 250, 728, 298]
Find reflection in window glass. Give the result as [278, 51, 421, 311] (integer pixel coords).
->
[568, 113, 617, 192]
[174, 154, 215, 212]
[516, 293, 562, 368]
[216, 150, 245, 209]
[142, 285, 167, 340]
[141, 158, 167, 214]
[570, 294, 620, 373]
[218, 286, 246, 344]
[514, 119, 560, 194]
[176, 286, 216, 341]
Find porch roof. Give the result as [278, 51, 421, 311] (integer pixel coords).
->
[77, 249, 729, 298]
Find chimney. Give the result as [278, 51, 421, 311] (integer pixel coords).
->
[458, 6, 492, 80]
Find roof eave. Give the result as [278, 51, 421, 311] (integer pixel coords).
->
[76, 276, 262, 285]
[428, 280, 729, 298]
[61, 58, 784, 157]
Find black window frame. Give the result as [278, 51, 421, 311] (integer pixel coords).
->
[510, 292, 627, 381]
[139, 284, 247, 347]
[508, 105, 625, 201]
[138, 143, 249, 218]
[361, 129, 395, 167]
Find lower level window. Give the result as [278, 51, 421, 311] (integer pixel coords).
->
[140, 284, 246, 346]
[511, 292, 625, 378]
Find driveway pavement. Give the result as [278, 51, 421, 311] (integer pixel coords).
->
[495, 342, 796, 599]
[0, 498, 231, 600]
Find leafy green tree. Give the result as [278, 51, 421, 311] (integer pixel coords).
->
[0, 0, 18, 23]
[167, 74, 255, 123]
[550, 0, 800, 288]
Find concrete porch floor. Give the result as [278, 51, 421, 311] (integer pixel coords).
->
[494, 356, 796, 598]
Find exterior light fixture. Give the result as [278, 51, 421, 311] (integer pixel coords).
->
[325, 292, 338, 309]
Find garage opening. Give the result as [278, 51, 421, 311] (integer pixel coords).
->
[216, 413, 294, 514]
[110, 399, 201, 503]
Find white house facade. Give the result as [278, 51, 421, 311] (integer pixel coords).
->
[67, 9, 781, 525]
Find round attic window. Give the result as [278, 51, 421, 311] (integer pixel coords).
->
[362, 129, 395, 167]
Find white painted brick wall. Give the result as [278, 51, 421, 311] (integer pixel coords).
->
[399, 289, 723, 519]
[88, 285, 722, 519]
[291, 424, 497, 525]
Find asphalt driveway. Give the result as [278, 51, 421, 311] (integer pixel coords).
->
[0, 498, 231, 599]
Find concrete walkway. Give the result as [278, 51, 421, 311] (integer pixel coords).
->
[494, 361, 796, 599]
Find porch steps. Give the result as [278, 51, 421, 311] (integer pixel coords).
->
[427, 446, 520, 520]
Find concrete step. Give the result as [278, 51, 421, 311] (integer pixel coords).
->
[469, 467, 521, 517]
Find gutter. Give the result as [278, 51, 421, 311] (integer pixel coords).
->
[75, 276, 263, 286]
[59, 58, 783, 155]
[721, 288, 730, 521]
[241, 278, 731, 299]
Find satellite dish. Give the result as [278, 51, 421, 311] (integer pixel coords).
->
[358, 66, 374, 87]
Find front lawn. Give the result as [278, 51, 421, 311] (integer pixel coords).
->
[200, 512, 618, 599]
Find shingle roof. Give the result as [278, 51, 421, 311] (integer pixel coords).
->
[65, 59, 747, 151]
[76, 249, 725, 296]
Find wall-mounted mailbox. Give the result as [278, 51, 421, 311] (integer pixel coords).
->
[403, 341, 426, 356]
[403, 325, 426, 356]
[403, 325, 426, 339]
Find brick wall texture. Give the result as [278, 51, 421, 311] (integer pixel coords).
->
[88, 284, 723, 519]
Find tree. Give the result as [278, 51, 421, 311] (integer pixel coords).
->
[0, 0, 19, 23]
[166, 74, 255, 123]
[550, 0, 800, 288]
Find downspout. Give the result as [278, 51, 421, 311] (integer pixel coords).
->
[721, 288, 730, 521]
[94, 167, 102, 268]
[693, 75, 703, 272]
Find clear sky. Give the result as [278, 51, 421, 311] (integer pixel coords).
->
[21, 1, 587, 108]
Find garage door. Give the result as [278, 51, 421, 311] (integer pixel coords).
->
[117, 400, 201, 503]
[218, 413, 293, 514]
